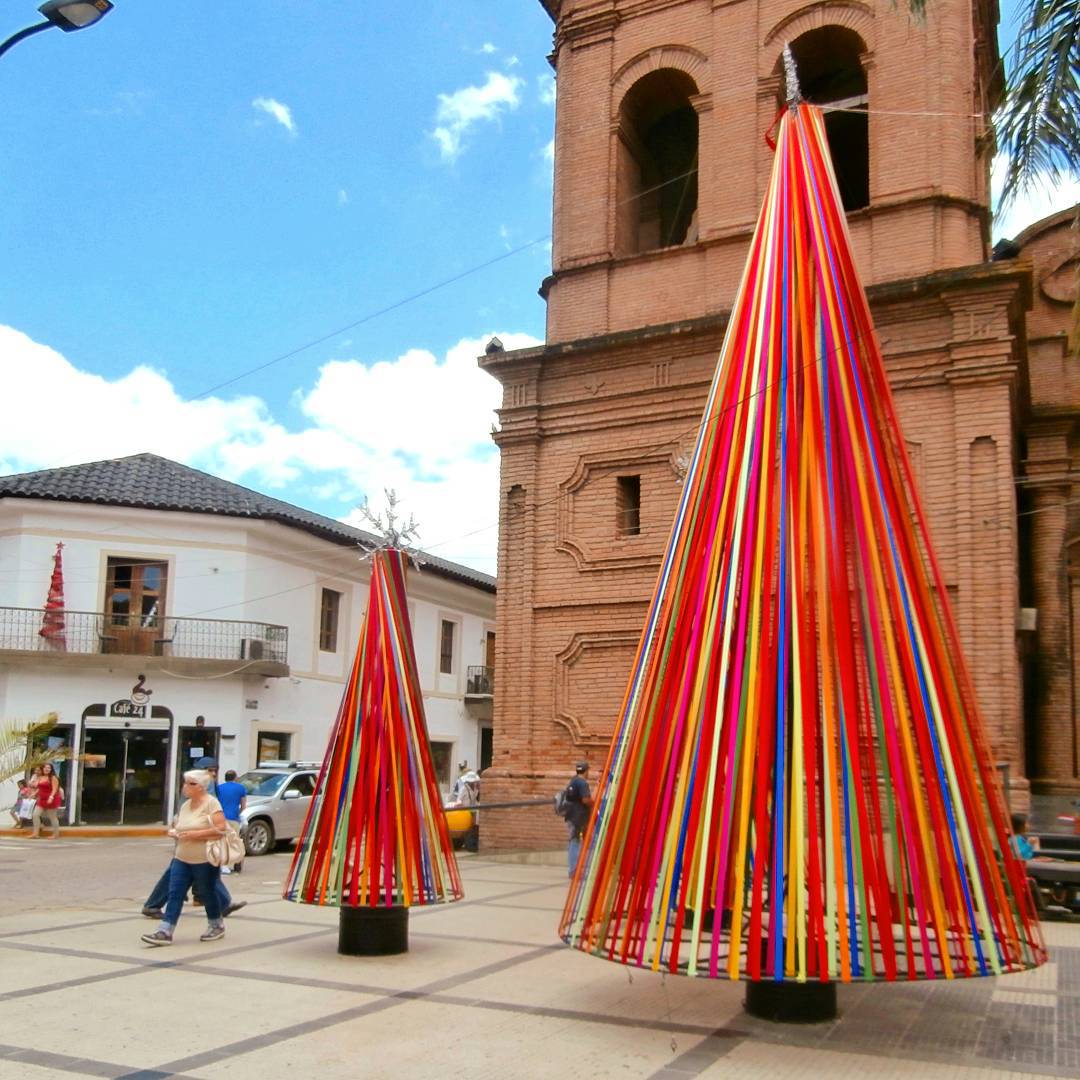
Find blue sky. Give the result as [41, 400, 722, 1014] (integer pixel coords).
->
[0, 0, 1075, 575]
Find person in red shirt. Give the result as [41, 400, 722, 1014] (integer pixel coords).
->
[31, 762, 62, 839]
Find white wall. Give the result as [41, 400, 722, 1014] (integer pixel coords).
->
[0, 499, 495, 814]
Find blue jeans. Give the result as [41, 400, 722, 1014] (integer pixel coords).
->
[146, 865, 232, 910]
[567, 821, 583, 878]
[161, 859, 224, 926]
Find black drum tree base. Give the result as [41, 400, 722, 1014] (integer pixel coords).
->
[338, 904, 409, 956]
[744, 980, 837, 1023]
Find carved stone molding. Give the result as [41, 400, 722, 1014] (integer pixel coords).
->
[761, 1, 875, 60]
[553, 628, 639, 748]
[1040, 251, 1080, 306]
[611, 43, 709, 103]
[557, 445, 677, 571]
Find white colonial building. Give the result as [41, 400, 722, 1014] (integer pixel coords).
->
[0, 453, 495, 825]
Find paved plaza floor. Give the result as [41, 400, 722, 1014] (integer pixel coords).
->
[1, 837, 1079, 1078]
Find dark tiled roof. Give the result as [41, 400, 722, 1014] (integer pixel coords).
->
[0, 453, 495, 592]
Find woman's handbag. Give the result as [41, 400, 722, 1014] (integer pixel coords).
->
[206, 821, 245, 867]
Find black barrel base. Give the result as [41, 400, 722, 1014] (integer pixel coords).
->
[744, 980, 837, 1023]
[683, 908, 735, 932]
[338, 905, 409, 956]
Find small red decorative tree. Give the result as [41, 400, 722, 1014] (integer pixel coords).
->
[39, 541, 66, 650]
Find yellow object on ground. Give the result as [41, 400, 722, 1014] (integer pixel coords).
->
[445, 809, 474, 839]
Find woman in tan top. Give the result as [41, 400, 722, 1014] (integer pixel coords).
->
[142, 769, 227, 947]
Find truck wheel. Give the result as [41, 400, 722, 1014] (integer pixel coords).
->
[244, 819, 274, 857]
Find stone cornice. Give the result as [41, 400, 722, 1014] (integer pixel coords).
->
[870, 260, 1032, 310]
[555, 4, 619, 52]
[942, 360, 1018, 388]
[544, 194, 997, 288]
[1026, 416, 1077, 442]
[485, 260, 1034, 387]
[1030, 406, 1080, 424]
[1022, 416, 1076, 490]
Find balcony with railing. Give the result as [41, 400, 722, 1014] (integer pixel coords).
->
[0, 607, 289, 677]
[465, 664, 494, 699]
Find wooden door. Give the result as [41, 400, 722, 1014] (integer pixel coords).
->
[104, 559, 167, 655]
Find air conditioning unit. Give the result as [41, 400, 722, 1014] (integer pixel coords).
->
[240, 638, 266, 660]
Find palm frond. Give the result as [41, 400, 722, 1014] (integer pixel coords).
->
[0, 715, 78, 786]
[995, 0, 1080, 210]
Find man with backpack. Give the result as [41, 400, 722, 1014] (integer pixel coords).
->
[561, 762, 593, 878]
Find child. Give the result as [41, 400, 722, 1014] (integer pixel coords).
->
[9, 779, 35, 828]
[1011, 812, 1037, 860]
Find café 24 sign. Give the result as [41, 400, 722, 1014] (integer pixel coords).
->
[109, 674, 154, 719]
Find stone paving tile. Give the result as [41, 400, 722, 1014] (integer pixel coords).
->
[5, 854, 1080, 1078]
[701, 1041, 1049, 1078]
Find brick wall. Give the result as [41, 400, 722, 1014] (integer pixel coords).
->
[482, 263, 1034, 851]
[544, 0, 993, 346]
[477, 0, 1078, 850]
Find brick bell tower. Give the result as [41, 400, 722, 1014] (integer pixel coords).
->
[480, 0, 1034, 850]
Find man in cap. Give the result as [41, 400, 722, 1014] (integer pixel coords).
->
[565, 762, 593, 878]
[195, 756, 219, 797]
[447, 771, 481, 852]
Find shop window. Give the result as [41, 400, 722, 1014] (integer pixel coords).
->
[616, 69, 699, 254]
[785, 27, 869, 211]
[616, 475, 642, 536]
[258, 731, 292, 764]
[429, 740, 453, 791]
[320, 588, 341, 652]
[440, 619, 456, 675]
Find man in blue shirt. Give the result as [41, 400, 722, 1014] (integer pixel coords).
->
[216, 770, 247, 874]
[565, 762, 593, 878]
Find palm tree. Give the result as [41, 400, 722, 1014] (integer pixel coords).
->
[994, 0, 1080, 211]
[0, 716, 77, 786]
[992, 0, 1080, 352]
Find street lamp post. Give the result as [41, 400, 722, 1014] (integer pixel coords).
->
[0, 1, 113, 60]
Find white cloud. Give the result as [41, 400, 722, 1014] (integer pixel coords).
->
[299, 333, 540, 570]
[86, 90, 152, 118]
[479, 42, 497, 54]
[252, 96, 297, 135]
[337, 188, 349, 206]
[542, 138, 554, 164]
[0, 325, 541, 574]
[538, 74, 556, 107]
[430, 72, 523, 162]
[991, 154, 1080, 241]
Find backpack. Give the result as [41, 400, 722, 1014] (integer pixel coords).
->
[554, 783, 575, 820]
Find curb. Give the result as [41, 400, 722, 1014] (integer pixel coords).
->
[0, 827, 165, 839]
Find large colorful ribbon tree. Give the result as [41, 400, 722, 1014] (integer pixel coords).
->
[559, 99, 1045, 986]
[284, 548, 462, 941]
